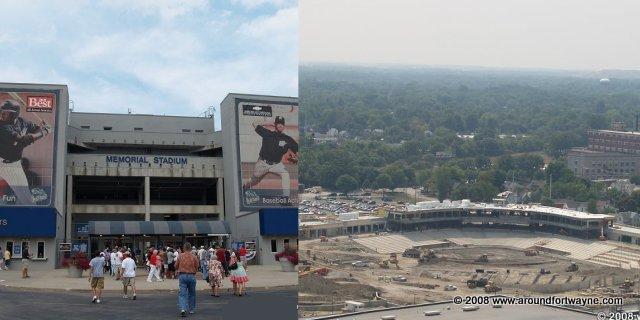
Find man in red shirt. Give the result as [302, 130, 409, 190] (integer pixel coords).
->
[275, 243, 298, 265]
[146, 250, 162, 282]
[215, 245, 228, 276]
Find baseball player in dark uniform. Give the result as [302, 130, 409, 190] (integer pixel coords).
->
[0, 99, 51, 205]
[242, 116, 298, 198]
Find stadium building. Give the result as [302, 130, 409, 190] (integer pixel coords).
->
[387, 200, 615, 239]
[0, 83, 298, 270]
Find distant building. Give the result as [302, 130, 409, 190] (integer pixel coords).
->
[617, 212, 640, 227]
[587, 129, 640, 154]
[567, 148, 639, 180]
[568, 123, 640, 180]
[493, 191, 519, 205]
[435, 151, 453, 160]
[298, 215, 386, 239]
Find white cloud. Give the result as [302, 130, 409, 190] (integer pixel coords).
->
[99, 0, 210, 21]
[238, 7, 298, 39]
[232, 0, 296, 10]
[0, 0, 297, 124]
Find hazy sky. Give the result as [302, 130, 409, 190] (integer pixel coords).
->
[300, 0, 640, 70]
[0, 0, 297, 127]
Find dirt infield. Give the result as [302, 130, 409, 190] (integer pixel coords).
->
[299, 234, 640, 310]
[299, 274, 379, 302]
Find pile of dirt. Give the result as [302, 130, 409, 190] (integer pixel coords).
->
[299, 274, 378, 301]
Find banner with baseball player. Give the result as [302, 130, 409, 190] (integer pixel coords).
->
[238, 102, 299, 210]
[0, 91, 55, 206]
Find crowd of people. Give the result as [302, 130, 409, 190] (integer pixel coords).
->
[88, 242, 251, 317]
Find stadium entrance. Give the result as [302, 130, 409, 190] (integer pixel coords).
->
[85, 220, 230, 256]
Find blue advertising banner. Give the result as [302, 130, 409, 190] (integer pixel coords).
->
[0, 207, 57, 237]
[259, 208, 298, 236]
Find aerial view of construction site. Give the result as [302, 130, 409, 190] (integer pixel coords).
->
[298, 192, 640, 319]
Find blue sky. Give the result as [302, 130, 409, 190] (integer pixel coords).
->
[0, 0, 298, 129]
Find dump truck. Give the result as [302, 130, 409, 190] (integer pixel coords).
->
[475, 254, 489, 263]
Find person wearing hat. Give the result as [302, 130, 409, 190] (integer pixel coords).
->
[0, 99, 52, 205]
[242, 114, 298, 201]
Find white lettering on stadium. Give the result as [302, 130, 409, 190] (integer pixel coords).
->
[105, 156, 188, 165]
[261, 197, 291, 205]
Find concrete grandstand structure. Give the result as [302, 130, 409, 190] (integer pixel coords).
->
[387, 200, 614, 239]
[366, 200, 640, 270]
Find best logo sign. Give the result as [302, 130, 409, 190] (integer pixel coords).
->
[26, 96, 54, 112]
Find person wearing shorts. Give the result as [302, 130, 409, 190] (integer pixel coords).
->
[120, 252, 137, 300]
[3, 247, 10, 270]
[89, 251, 105, 304]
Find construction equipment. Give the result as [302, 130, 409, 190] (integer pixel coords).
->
[539, 268, 551, 275]
[565, 261, 579, 272]
[419, 249, 438, 263]
[402, 248, 421, 258]
[620, 278, 635, 293]
[299, 267, 330, 277]
[484, 281, 502, 293]
[352, 261, 368, 267]
[467, 277, 489, 289]
[389, 253, 399, 269]
[444, 284, 458, 291]
[320, 236, 328, 242]
[524, 249, 539, 256]
[475, 254, 489, 263]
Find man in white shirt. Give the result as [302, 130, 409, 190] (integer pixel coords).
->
[109, 248, 117, 276]
[197, 246, 207, 280]
[114, 248, 124, 280]
[120, 251, 137, 300]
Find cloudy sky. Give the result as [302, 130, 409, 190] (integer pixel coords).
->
[0, 0, 298, 128]
[301, 0, 640, 71]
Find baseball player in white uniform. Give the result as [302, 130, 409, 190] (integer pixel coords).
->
[0, 99, 51, 205]
[242, 116, 298, 198]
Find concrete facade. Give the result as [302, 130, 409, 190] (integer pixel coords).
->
[568, 128, 640, 181]
[567, 148, 639, 180]
[1, 85, 298, 270]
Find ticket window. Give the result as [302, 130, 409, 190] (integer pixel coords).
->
[37, 241, 45, 259]
[22, 241, 29, 257]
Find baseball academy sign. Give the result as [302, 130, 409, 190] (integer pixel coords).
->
[105, 155, 188, 165]
[0, 90, 57, 206]
[236, 101, 299, 210]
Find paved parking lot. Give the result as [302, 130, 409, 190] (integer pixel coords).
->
[0, 287, 297, 320]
